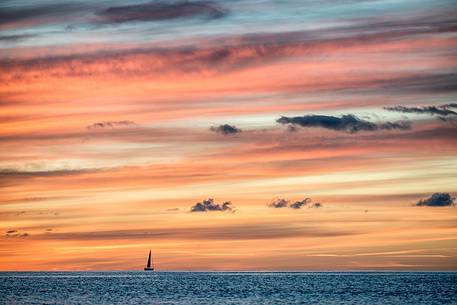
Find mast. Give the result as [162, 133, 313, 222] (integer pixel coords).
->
[144, 249, 154, 271]
[147, 250, 152, 268]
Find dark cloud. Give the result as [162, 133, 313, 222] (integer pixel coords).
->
[268, 198, 289, 208]
[289, 198, 311, 209]
[86, 120, 135, 130]
[210, 124, 242, 135]
[190, 198, 233, 212]
[268, 197, 320, 209]
[97, 1, 227, 24]
[384, 104, 457, 116]
[6, 230, 17, 234]
[416, 193, 455, 207]
[277, 114, 410, 133]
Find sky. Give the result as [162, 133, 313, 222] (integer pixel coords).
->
[0, 0, 456, 271]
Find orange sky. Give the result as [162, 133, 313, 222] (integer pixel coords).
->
[0, 0, 456, 271]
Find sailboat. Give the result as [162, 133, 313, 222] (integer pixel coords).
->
[144, 250, 155, 271]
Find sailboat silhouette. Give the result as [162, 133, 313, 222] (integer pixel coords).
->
[144, 250, 154, 271]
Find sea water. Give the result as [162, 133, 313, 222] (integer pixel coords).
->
[0, 272, 456, 304]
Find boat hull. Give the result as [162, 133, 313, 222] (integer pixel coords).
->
[144, 268, 154, 271]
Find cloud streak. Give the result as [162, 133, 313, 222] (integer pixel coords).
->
[277, 114, 410, 133]
[0, 168, 102, 186]
[86, 120, 135, 130]
[5, 229, 29, 238]
[33, 223, 353, 241]
[0, 33, 37, 42]
[2, 14, 457, 83]
[0, 2, 92, 29]
[384, 104, 457, 116]
[97, 1, 227, 24]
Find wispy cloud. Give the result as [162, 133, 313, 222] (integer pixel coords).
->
[5, 229, 29, 238]
[86, 120, 135, 130]
[277, 114, 410, 133]
[3, 22, 456, 83]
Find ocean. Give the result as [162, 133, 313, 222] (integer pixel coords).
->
[0, 272, 456, 304]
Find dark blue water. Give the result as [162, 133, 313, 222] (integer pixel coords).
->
[0, 272, 456, 305]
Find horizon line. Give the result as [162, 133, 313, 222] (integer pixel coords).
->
[1, 270, 456, 273]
